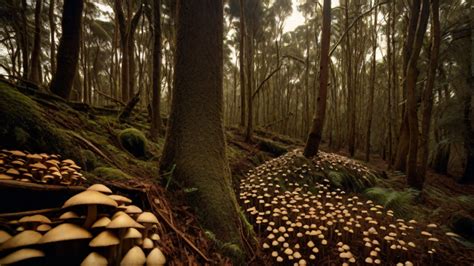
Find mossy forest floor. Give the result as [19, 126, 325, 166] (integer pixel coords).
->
[0, 80, 473, 265]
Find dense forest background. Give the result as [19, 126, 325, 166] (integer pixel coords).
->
[0, 0, 472, 186]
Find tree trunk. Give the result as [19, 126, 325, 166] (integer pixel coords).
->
[29, 0, 42, 84]
[365, 3, 377, 162]
[50, 0, 84, 99]
[245, 29, 254, 142]
[406, 0, 430, 189]
[419, 0, 440, 180]
[159, 0, 245, 260]
[19, 0, 29, 79]
[150, 0, 163, 139]
[303, 0, 331, 157]
[49, 0, 56, 78]
[239, 0, 246, 128]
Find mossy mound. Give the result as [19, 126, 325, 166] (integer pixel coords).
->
[0, 82, 79, 163]
[93, 166, 133, 180]
[118, 128, 147, 157]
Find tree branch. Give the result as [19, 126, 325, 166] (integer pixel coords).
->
[252, 64, 283, 100]
[329, 1, 390, 56]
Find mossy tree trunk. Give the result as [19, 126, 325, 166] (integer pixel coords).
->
[160, 0, 245, 260]
[50, 0, 84, 99]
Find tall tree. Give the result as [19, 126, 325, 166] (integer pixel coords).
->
[239, 0, 246, 128]
[405, 0, 430, 189]
[50, 0, 84, 99]
[419, 0, 440, 181]
[365, 2, 377, 162]
[159, 0, 245, 260]
[29, 0, 42, 84]
[150, 0, 163, 139]
[303, 0, 331, 157]
[49, 0, 56, 77]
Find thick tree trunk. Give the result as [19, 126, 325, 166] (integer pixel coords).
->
[406, 0, 430, 189]
[50, 0, 84, 99]
[29, 0, 42, 84]
[419, 0, 440, 180]
[159, 0, 245, 260]
[365, 4, 377, 162]
[303, 0, 331, 157]
[150, 0, 163, 139]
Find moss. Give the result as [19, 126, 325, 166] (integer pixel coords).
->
[93, 166, 133, 180]
[0, 82, 80, 163]
[80, 149, 97, 171]
[363, 187, 418, 218]
[118, 128, 148, 157]
[257, 138, 288, 156]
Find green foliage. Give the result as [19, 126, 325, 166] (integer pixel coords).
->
[258, 138, 288, 156]
[118, 128, 148, 157]
[325, 169, 377, 192]
[93, 166, 133, 180]
[364, 187, 419, 218]
[80, 149, 97, 171]
[0, 82, 79, 163]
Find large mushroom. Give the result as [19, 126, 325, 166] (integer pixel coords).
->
[63, 190, 118, 228]
[0, 248, 45, 265]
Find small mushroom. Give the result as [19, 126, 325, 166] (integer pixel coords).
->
[39, 223, 92, 244]
[0, 248, 44, 264]
[81, 251, 108, 266]
[120, 246, 146, 266]
[0, 230, 42, 251]
[146, 247, 166, 266]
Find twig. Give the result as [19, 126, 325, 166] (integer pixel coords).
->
[95, 89, 125, 106]
[0, 207, 62, 218]
[69, 131, 116, 167]
[0, 180, 85, 192]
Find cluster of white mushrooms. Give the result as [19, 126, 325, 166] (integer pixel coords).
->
[0, 150, 85, 185]
[0, 183, 166, 265]
[239, 151, 459, 265]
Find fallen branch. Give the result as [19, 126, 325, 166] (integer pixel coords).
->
[69, 131, 116, 167]
[95, 89, 125, 106]
[0, 207, 62, 218]
[252, 64, 283, 99]
[0, 180, 85, 192]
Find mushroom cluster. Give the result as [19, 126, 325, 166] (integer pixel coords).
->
[0, 150, 85, 185]
[0, 183, 167, 265]
[239, 150, 461, 265]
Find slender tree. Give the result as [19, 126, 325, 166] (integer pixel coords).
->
[150, 0, 163, 139]
[365, 2, 377, 162]
[50, 0, 84, 99]
[303, 0, 331, 157]
[159, 0, 245, 260]
[239, 0, 246, 128]
[29, 0, 42, 84]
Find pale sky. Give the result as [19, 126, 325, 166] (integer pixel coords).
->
[284, 0, 341, 33]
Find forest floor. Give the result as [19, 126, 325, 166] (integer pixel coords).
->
[0, 80, 473, 264]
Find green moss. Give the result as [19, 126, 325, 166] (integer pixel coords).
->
[93, 166, 133, 180]
[118, 128, 148, 157]
[363, 187, 419, 218]
[0, 82, 79, 163]
[80, 149, 97, 171]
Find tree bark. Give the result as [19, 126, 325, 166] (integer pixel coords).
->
[50, 0, 84, 99]
[405, 0, 430, 189]
[419, 0, 440, 180]
[159, 0, 245, 260]
[239, 0, 246, 128]
[150, 0, 163, 140]
[49, 0, 56, 78]
[29, 0, 42, 84]
[303, 0, 331, 157]
[365, 3, 377, 162]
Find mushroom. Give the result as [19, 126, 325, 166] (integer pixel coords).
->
[120, 246, 146, 266]
[146, 247, 166, 265]
[0, 230, 42, 251]
[0, 230, 12, 244]
[89, 230, 120, 247]
[63, 190, 118, 228]
[39, 223, 92, 244]
[81, 252, 108, 266]
[88, 184, 113, 194]
[0, 248, 44, 265]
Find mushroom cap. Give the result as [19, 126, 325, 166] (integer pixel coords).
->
[92, 217, 111, 228]
[0, 230, 42, 250]
[109, 194, 132, 204]
[59, 211, 81, 220]
[120, 246, 146, 266]
[124, 228, 142, 239]
[37, 224, 52, 232]
[125, 205, 143, 214]
[151, 233, 160, 241]
[0, 248, 44, 264]
[0, 173, 14, 180]
[30, 162, 47, 170]
[81, 252, 108, 266]
[6, 168, 20, 176]
[0, 230, 12, 244]
[107, 213, 144, 229]
[137, 212, 159, 224]
[146, 247, 166, 265]
[63, 190, 118, 208]
[39, 223, 92, 244]
[19, 214, 52, 224]
[89, 230, 120, 247]
[142, 238, 154, 249]
[87, 184, 113, 194]
[9, 150, 26, 157]
[62, 159, 76, 165]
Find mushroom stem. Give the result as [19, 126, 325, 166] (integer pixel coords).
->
[84, 205, 97, 228]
